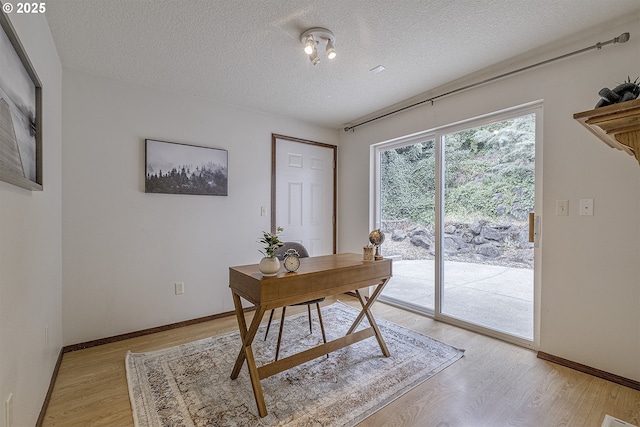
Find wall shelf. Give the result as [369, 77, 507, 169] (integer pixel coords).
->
[573, 98, 640, 165]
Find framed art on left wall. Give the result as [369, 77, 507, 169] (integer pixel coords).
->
[0, 8, 43, 191]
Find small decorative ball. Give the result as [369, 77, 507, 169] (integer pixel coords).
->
[369, 229, 385, 246]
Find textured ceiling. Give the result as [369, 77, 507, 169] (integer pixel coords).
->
[44, 0, 640, 129]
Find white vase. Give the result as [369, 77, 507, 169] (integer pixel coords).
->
[259, 256, 280, 276]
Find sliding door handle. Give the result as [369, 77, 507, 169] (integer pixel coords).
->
[529, 213, 540, 247]
[528, 213, 535, 243]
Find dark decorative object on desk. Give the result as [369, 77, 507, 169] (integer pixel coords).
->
[369, 229, 385, 260]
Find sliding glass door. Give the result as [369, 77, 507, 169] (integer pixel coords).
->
[374, 103, 541, 345]
[378, 138, 436, 312]
[440, 114, 536, 340]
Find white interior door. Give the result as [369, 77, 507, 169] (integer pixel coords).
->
[273, 135, 336, 256]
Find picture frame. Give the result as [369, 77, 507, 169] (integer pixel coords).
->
[145, 139, 228, 196]
[0, 9, 43, 191]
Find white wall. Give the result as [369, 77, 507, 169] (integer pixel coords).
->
[0, 13, 62, 427]
[61, 70, 339, 345]
[1, 10, 634, 426]
[338, 16, 640, 381]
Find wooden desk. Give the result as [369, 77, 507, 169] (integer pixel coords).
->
[229, 253, 393, 417]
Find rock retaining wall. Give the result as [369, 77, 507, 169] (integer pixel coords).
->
[382, 219, 533, 268]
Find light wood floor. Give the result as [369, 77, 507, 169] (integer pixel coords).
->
[42, 295, 640, 427]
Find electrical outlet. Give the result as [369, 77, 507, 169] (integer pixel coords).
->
[174, 282, 184, 295]
[5, 393, 13, 427]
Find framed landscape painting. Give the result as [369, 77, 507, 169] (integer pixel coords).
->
[145, 139, 228, 196]
[0, 10, 43, 190]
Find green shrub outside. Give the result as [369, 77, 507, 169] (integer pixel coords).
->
[381, 114, 535, 227]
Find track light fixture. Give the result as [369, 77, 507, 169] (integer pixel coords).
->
[300, 27, 336, 65]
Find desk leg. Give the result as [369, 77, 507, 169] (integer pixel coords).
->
[346, 277, 389, 333]
[346, 278, 391, 357]
[229, 293, 269, 417]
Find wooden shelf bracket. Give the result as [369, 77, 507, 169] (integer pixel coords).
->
[573, 98, 640, 165]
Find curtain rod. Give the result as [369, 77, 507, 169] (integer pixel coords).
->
[343, 32, 631, 132]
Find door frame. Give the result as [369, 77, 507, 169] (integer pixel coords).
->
[433, 102, 543, 349]
[271, 134, 337, 254]
[371, 101, 543, 349]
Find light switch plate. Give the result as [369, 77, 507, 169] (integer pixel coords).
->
[174, 282, 184, 295]
[556, 200, 568, 216]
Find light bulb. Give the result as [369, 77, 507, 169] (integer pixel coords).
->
[310, 48, 320, 65]
[326, 40, 336, 59]
[303, 35, 315, 55]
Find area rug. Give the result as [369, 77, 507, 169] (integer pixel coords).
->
[126, 301, 464, 427]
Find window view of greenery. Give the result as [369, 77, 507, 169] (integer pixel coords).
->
[445, 115, 535, 223]
[380, 140, 436, 225]
[381, 114, 535, 269]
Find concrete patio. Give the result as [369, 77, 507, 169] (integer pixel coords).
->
[380, 259, 534, 339]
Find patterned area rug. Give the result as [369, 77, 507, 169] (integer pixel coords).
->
[126, 301, 464, 427]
